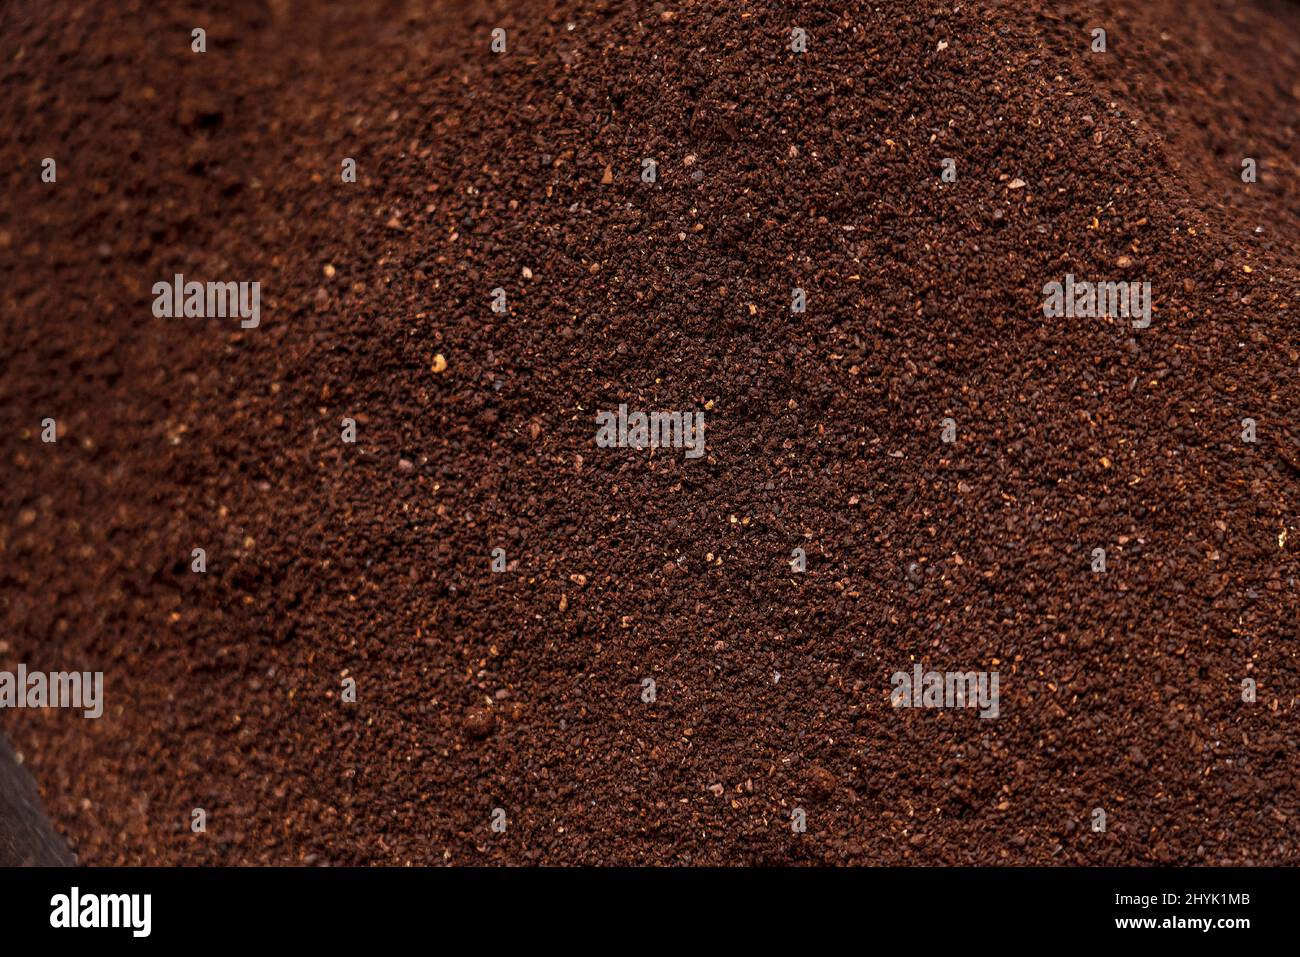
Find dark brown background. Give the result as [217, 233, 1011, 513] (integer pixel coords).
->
[1, 0, 1297, 865]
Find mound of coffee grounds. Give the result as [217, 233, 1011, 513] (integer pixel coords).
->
[0, 0, 1296, 865]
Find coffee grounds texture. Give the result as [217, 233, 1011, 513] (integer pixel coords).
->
[0, 1, 1297, 865]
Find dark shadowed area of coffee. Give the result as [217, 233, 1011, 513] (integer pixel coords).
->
[0, 735, 74, 865]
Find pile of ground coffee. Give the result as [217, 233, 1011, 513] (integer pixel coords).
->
[0, 0, 1296, 865]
